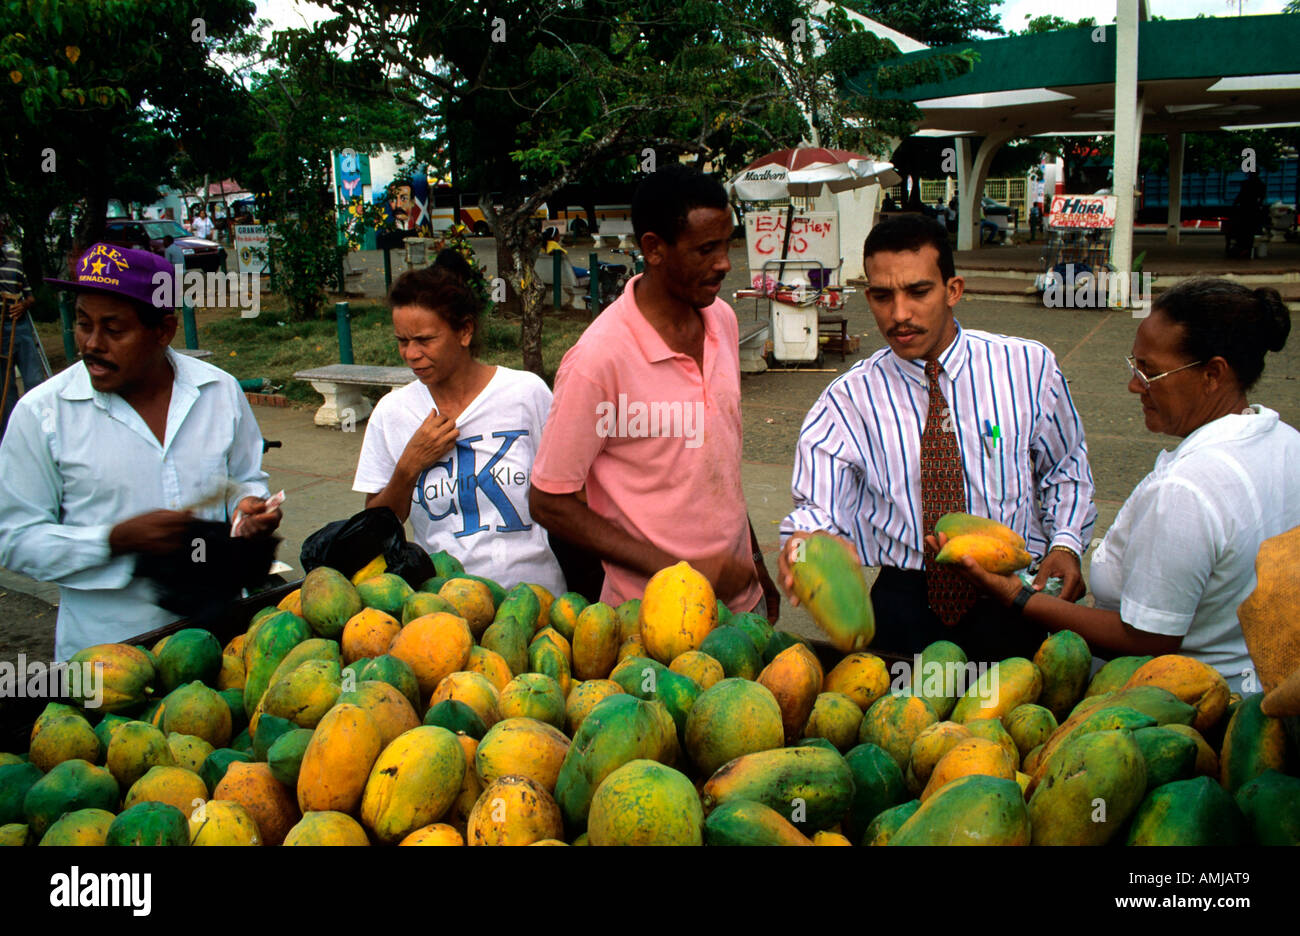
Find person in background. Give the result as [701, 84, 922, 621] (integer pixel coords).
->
[353, 249, 566, 598]
[0, 243, 281, 660]
[778, 213, 1096, 663]
[192, 210, 214, 241]
[529, 164, 781, 620]
[162, 234, 186, 270]
[943, 279, 1297, 693]
[0, 221, 47, 436]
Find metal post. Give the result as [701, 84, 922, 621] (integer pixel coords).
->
[588, 251, 599, 316]
[335, 302, 354, 365]
[553, 251, 563, 310]
[182, 302, 199, 350]
[382, 248, 393, 292]
[337, 255, 345, 292]
[58, 292, 77, 362]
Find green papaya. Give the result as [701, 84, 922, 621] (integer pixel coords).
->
[106, 801, 189, 846]
[891, 775, 1029, 845]
[700, 745, 854, 833]
[788, 533, 874, 653]
[1127, 775, 1248, 846]
[703, 798, 813, 846]
[1132, 726, 1198, 791]
[1032, 629, 1091, 720]
[862, 799, 920, 846]
[843, 742, 908, 843]
[1027, 729, 1147, 845]
[1220, 692, 1286, 795]
[1233, 770, 1300, 846]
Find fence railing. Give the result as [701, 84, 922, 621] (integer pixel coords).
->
[885, 178, 1029, 221]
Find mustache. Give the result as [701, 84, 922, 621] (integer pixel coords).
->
[82, 355, 118, 371]
[888, 325, 926, 337]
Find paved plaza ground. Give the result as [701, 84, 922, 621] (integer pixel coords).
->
[2, 241, 1296, 662]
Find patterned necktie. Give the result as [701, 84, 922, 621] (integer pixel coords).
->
[920, 359, 977, 627]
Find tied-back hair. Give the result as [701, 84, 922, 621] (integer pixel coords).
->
[1153, 277, 1291, 392]
[388, 248, 487, 355]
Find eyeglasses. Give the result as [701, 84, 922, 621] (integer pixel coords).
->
[1126, 355, 1204, 391]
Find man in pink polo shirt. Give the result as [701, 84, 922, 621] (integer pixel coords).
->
[530, 165, 779, 618]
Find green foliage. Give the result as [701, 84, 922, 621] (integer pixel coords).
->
[849, 0, 1004, 46]
[0, 0, 256, 289]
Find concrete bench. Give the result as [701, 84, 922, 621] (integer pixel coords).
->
[293, 364, 415, 428]
[534, 253, 590, 310]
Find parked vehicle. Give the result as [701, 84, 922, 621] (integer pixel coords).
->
[102, 218, 227, 271]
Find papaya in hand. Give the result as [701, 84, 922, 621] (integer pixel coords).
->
[935, 534, 1032, 575]
[934, 512, 1025, 550]
[789, 533, 875, 653]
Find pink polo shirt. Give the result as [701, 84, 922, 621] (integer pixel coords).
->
[532, 274, 761, 613]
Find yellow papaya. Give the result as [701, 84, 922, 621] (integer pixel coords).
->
[1033, 629, 1091, 720]
[669, 651, 725, 691]
[399, 823, 464, 846]
[824, 652, 891, 712]
[859, 693, 938, 769]
[685, 678, 785, 777]
[920, 737, 1016, 801]
[572, 602, 620, 680]
[498, 672, 566, 730]
[388, 612, 474, 699]
[341, 608, 402, 665]
[564, 679, 624, 736]
[638, 561, 717, 663]
[466, 775, 564, 846]
[588, 760, 703, 846]
[474, 717, 570, 792]
[189, 799, 261, 846]
[439, 578, 496, 638]
[431, 671, 502, 729]
[757, 644, 824, 745]
[1026, 729, 1147, 845]
[297, 703, 383, 815]
[258, 659, 342, 730]
[124, 764, 208, 815]
[934, 512, 1025, 549]
[283, 810, 370, 846]
[905, 721, 972, 795]
[1123, 655, 1229, 735]
[337, 680, 420, 750]
[465, 645, 513, 693]
[950, 657, 1043, 723]
[360, 726, 467, 844]
[802, 692, 865, 752]
[935, 533, 1032, 574]
[213, 760, 299, 847]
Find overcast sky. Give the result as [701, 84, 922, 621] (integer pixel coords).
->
[255, 0, 1293, 38]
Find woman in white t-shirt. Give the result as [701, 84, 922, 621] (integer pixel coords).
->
[353, 250, 566, 597]
[932, 278, 1297, 691]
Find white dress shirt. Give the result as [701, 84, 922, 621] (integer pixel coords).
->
[782, 322, 1097, 568]
[1089, 405, 1300, 692]
[0, 348, 270, 660]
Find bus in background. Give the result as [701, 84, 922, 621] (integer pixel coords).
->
[550, 204, 633, 237]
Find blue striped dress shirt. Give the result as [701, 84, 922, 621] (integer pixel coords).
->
[781, 322, 1097, 570]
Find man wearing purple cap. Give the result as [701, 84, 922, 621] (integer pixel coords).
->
[0, 243, 282, 660]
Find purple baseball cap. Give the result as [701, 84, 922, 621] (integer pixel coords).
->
[46, 243, 177, 310]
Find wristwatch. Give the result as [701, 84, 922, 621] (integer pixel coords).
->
[1011, 585, 1036, 614]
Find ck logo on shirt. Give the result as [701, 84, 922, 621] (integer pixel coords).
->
[414, 430, 532, 536]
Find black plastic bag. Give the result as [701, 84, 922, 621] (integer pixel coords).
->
[299, 506, 435, 590]
[135, 520, 281, 625]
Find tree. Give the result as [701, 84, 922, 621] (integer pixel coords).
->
[0, 0, 257, 290]
[848, 0, 1004, 46]
[228, 28, 423, 319]
[314, 0, 972, 376]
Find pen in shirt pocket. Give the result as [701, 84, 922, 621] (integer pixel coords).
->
[982, 419, 1000, 457]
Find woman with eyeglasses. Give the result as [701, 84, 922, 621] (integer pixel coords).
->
[930, 278, 1296, 691]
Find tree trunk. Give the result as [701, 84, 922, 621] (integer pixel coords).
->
[497, 215, 546, 378]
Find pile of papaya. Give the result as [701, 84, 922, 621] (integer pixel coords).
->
[1, 543, 1296, 846]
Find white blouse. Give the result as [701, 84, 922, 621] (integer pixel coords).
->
[1089, 405, 1300, 692]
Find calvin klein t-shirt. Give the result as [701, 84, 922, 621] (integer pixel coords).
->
[353, 366, 566, 597]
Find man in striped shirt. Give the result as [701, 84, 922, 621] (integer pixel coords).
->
[0, 224, 47, 436]
[778, 214, 1096, 662]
